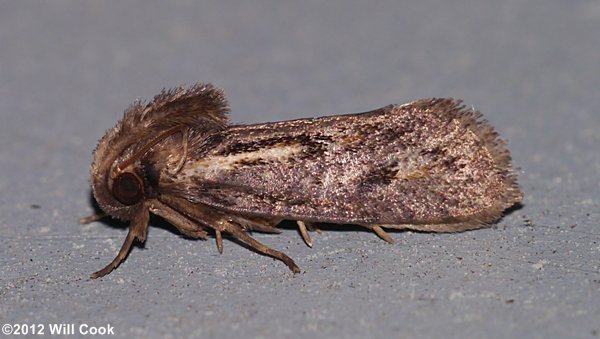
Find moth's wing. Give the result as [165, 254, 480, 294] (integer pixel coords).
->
[162, 99, 522, 230]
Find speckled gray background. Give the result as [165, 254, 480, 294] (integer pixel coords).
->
[1, 1, 599, 338]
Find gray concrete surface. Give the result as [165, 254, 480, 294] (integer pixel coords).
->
[1, 1, 599, 338]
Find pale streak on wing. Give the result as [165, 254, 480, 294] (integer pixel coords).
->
[184, 144, 305, 175]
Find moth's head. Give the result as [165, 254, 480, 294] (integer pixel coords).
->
[89, 83, 230, 220]
[90, 128, 152, 220]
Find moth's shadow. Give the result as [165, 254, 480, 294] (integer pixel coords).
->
[505, 202, 524, 215]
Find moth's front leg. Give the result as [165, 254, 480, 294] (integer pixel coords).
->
[91, 206, 150, 279]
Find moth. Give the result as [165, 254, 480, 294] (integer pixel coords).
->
[81, 83, 523, 278]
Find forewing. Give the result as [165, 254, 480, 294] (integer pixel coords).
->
[163, 99, 521, 225]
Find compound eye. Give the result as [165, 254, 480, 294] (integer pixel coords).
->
[112, 172, 144, 205]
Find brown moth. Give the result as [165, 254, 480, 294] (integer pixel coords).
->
[81, 83, 523, 278]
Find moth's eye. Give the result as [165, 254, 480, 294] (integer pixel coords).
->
[112, 172, 144, 205]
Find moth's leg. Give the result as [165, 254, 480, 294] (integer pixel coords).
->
[158, 196, 300, 273]
[79, 212, 106, 225]
[361, 224, 395, 244]
[225, 224, 301, 273]
[218, 217, 300, 272]
[215, 229, 224, 254]
[91, 208, 149, 279]
[297, 221, 313, 247]
[154, 197, 225, 253]
[148, 200, 209, 240]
